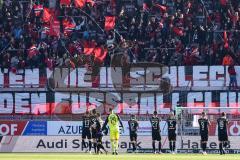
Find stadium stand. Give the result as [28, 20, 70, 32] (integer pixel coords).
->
[0, 0, 240, 70]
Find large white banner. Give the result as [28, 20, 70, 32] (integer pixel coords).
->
[0, 136, 240, 152]
[1, 66, 240, 88]
[1, 91, 240, 115]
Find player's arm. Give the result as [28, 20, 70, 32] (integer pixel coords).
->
[89, 116, 94, 128]
[217, 118, 220, 126]
[117, 114, 124, 133]
[158, 118, 161, 131]
[128, 120, 131, 131]
[117, 114, 123, 128]
[226, 119, 229, 125]
[102, 115, 109, 131]
[208, 119, 211, 126]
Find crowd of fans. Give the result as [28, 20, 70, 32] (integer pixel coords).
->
[0, 0, 240, 71]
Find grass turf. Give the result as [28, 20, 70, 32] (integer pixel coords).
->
[0, 153, 240, 160]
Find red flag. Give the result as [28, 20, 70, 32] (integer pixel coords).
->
[60, 0, 71, 6]
[83, 41, 96, 55]
[224, 31, 229, 48]
[63, 19, 76, 36]
[42, 8, 52, 23]
[173, 27, 184, 36]
[75, 0, 85, 8]
[155, 4, 167, 12]
[93, 47, 107, 62]
[105, 16, 116, 31]
[49, 20, 60, 37]
[86, 0, 95, 6]
[33, 4, 43, 17]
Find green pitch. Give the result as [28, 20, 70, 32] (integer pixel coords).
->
[0, 153, 240, 160]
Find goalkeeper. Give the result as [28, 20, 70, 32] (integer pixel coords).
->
[102, 108, 124, 155]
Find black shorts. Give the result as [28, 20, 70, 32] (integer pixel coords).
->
[200, 132, 208, 141]
[91, 129, 98, 139]
[218, 132, 228, 141]
[168, 131, 176, 141]
[130, 132, 137, 141]
[82, 128, 91, 139]
[152, 131, 161, 141]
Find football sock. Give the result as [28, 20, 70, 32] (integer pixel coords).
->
[94, 142, 97, 153]
[82, 139, 86, 149]
[173, 141, 176, 151]
[89, 141, 92, 151]
[152, 142, 156, 152]
[111, 141, 115, 153]
[169, 142, 173, 152]
[97, 144, 100, 153]
[115, 140, 119, 152]
[132, 142, 136, 151]
[203, 143, 207, 152]
[219, 142, 223, 154]
[158, 142, 161, 152]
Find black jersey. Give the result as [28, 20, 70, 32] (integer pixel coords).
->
[82, 115, 91, 129]
[150, 117, 160, 131]
[198, 118, 210, 133]
[128, 119, 138, 133]
[217, 117, 228, 133]
[167, 117, 177, 131]
[91, 115, 97, 124]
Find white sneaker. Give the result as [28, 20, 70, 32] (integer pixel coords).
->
[89, 151, 92, 154]
[203, 152, 207, 155]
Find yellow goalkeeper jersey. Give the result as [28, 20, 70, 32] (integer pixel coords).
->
[108, 113, 120, 131]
